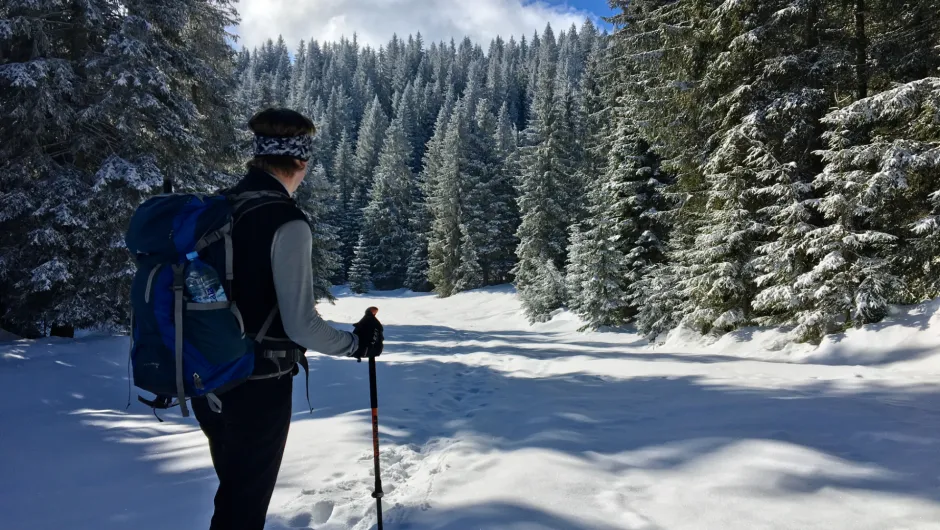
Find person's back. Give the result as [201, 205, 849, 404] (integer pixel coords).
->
[191, 108, 383, 530]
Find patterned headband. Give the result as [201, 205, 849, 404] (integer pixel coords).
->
[253, 134, 314, 161]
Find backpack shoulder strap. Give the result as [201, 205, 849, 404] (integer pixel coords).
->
[227, 191, 294, 224]
[170, 263, 190, 418]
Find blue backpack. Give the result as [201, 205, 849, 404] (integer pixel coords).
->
[125, 191, 289, 418]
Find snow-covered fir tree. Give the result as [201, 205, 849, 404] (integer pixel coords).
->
[564, 223, 592, 318]
[791, 78, 940, 341]
[454, 103, 501, 292]
[331, 131, 357, 276]
[294, 163, 342, 302]
[326, 87, 354, 150]
[452, 103, 491, 293]
[407, 87, 458, 293]
[567, 39, 623, 328]
[311, 98, 335, 173]
[570, 132, 667, 329]
[360, 120, 415, 290]
[348, 235, 373, 294]
[687, 1, 841, 332]
[352, 96, 390, 212]
[514, 24, 576, 321]
[0, 0, 238, 336]
[487, 104, 521, 284]
[427, 100, 468, 297]
[394, 81, 423, 172]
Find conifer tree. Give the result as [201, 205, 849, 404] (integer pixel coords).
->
[326, 86, 353, 149]
[522, 258, 567, 322]
[294, 163, 342, 302]
[0, 0, 238, 335]
[454, 104, 498, 292]
[271, 36, 292, 106]
[394, 81, 422, 171]
[352, 96, 390, 209]
[345, 96, 390, 256]
[288, 40, 308, 111]
[361, 121, 415, 289]
[792, 78, 940, 341]
[409, 87, 457, 292]
[348, 235, 373, 294]
[331, 131, 357, 274]
[514, 26, 575, 321]
[487, 104, 521, 284]
[428, 102, 467, 297]
[311, 97, 335, 173]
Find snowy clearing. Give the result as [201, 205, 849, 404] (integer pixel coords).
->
[2, 286, 940, 530]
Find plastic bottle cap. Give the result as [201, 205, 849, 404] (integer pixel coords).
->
[186, 252, 199, 261]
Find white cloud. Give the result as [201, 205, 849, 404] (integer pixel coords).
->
[235, 0, 595, 51]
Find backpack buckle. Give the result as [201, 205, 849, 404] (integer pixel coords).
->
[263, 349, 304, 362]
[171, 263, 187, 289]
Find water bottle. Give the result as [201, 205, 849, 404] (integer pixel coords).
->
[184, 252, 228, 303]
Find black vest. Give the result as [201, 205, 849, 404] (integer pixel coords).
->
[227, 168, 308, 374]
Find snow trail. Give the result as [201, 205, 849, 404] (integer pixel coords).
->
[2, 287, 940, 529]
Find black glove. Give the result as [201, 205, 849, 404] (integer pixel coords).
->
[352, 307, 384, 362]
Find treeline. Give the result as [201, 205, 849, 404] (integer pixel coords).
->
[231, 24, 604, 304]
[240, 0, 940, 344]
[4, 1, 940, 344]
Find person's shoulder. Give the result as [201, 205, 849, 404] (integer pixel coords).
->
[280, 201, 309, 225]
[238, 196, 307, 228]
[273, 217, 314, 252]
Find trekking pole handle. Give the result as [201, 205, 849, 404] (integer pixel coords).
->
[356, 307, 380, 363]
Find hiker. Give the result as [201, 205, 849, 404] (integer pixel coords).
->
[191, 108, 384, 530]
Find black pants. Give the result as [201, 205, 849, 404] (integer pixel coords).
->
[193, 376, 293, 530]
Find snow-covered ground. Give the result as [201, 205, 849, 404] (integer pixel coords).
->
[3, 286, 940, 530]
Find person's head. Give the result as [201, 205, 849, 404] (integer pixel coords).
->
[247, 108, 316, 195]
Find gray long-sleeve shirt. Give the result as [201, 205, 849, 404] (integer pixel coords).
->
[270, 219, 358, 356]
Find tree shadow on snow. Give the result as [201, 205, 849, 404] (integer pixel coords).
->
[380, 322, 939, 367]
[806, 343, 938, 366]
[380, 323, 742, 364]
[299, 344, 940, 512]
[0, 336, 218, 530]
[17, 328, 940, 529]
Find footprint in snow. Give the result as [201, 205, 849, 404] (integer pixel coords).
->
[287, 512, 311, 528]
[310, 500, 334, 524]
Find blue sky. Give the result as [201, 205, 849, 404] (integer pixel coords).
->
[560, 0, 615, 18]
[235, 0, 615, 50]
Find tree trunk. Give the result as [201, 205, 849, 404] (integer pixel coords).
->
[163, 177, 174, 194]
[50, 324, 75, 338]
[854, 0, 868, 100]
[806, 0, 820, 49]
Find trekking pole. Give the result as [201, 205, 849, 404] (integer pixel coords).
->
[368, 351, 384, 529]
[358, 306, 384, 530]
